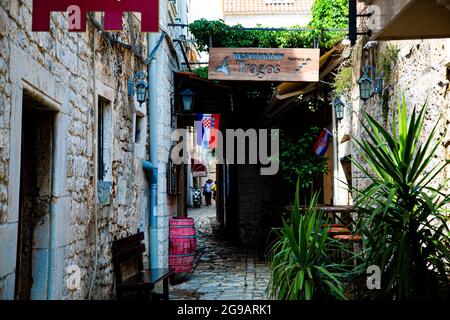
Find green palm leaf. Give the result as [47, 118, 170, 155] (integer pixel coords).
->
[350, 95, 450, 300]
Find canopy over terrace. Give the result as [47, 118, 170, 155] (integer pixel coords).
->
[191, 157, 207, 177]
[262, 42, 351, 124]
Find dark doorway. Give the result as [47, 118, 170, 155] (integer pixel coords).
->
[15, 94, 55, 300]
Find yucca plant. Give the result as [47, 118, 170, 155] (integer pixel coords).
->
[267, 179, 348, 300]
[351, 96, 450, 300]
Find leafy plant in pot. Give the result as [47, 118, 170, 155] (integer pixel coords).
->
[351, 96, 450, 300]
[267, 179, 348, 300]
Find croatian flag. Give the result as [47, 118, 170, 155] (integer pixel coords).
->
[209, 114, 221, 148]
[196, 114, 221, 149]
[313, 128, 333, 156]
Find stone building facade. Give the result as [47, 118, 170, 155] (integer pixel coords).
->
[0, 0, 191, 300]
[335, 37, 450, 204]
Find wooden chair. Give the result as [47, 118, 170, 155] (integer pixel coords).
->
[327, 227, 351, 236]
[333, 233, 363, 264]
[112, 231, 172, 300]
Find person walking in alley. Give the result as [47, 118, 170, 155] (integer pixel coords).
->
[203, 179, 214, 206]
[212, 181, 217, 202]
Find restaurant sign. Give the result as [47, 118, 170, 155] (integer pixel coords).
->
[208, 48, 320, 82]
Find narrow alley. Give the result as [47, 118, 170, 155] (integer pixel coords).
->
[170, 205, 269, 300]
[1, 0, 449, 304]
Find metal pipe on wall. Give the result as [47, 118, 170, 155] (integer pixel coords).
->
[143, 32, 160, 270]
[46, 105, 57, 300]
[331, 101, 339, 206]
[142, 30, 165, 269]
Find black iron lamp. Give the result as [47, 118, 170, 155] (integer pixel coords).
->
[334, 97, 345, 120]
[179, 88, 196, 112]
[128, 71, 148, 106]
[358, 65, 383, 101]
[358, 66, 374, 101]
[373, 72, 384, 95]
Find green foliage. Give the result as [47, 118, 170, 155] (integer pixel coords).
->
[378, 44, 399, 82]
[308, 0, 350, 47]
[378, 45, 398, 123]
[351, 96, 450, 300]
[381, 88, 390, 124]
[267, 184, 348, 300]
[188, 0, 349, 51]
[280, 128, 329, 188]
[193, 66, 209, 79]
[332, 67, 353, 95]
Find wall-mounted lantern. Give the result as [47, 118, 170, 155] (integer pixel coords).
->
[179, 88, 196, 112]
[373, 72, 383, 95]
[128, 71, 148, 106]
[358, 65, 383, 101]
[334, 97, 345, 120]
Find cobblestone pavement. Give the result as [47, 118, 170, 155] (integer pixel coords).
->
[170, 205, 270, 300]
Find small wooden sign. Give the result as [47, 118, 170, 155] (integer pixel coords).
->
[208, 48, 320, 82]
[167, 159, 178, 195]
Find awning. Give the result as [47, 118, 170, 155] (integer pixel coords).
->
[191, 158, 207, 177]
[262, 42, 351, 123]
[367, 0, 450, 41]
[274, 46, 340, 100]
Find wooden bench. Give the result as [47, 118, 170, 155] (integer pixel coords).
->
[112, 231, 172, 300]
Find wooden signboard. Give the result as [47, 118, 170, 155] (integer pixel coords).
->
[208, 48, 320, 82]
[167, 159, 178, 195]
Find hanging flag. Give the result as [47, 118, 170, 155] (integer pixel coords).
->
[196, 114, 204, 146]
[313, 128, 333, 156]
[201, 114, 212, 148]
[196, 114, 212, 148]
[196, 114, 221, 149]
[209, 114, 221, 149]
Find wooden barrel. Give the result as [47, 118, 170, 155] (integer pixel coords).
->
[169, 217, 197, 272]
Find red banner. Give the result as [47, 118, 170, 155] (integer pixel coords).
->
[209, 114, 221, 149]
[32, 0, 159, 32]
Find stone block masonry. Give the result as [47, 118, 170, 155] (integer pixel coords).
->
[344, 38, 450, 201]
[236, 165, 291, 249]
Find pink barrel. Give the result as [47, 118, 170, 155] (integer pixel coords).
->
[169, 217, 197, 272]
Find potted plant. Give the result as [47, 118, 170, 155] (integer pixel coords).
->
[350, 96, 450, 300]
[267, 179, 347, 300]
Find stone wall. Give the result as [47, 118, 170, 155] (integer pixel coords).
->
[0, 0, 184, 299]
[236, 165, 290, 250]
[339, 37, 450, 201]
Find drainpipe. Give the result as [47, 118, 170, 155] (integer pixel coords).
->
[143, 32, 161, 269]
[46, 107, 58, 299]
[332, 101, 339, 206]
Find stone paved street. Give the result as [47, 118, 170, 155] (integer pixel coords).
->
[170, 205, 270, 300]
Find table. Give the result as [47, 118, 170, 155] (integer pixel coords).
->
[284, 205, 354, 225]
